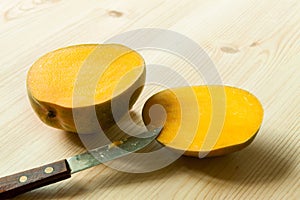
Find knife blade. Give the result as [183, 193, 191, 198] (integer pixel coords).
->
[0, 128, 161, 199]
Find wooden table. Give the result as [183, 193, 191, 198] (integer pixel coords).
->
[0, 0, 299, 199]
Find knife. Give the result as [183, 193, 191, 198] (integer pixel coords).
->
[0, 128, 161, 199]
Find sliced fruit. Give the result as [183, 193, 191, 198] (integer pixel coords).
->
[142, 86, 263, 157]
[27, 44, 145, 133]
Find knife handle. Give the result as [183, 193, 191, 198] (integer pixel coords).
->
[0, 159, 71, 199]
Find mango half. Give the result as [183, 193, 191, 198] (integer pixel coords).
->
[27, 44, 145, 134]
[142, 86, 263, 157]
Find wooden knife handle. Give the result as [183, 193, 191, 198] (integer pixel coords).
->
[0, 159, 71, 199]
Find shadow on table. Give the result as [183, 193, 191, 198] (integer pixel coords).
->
[15, 182, 89, 200]
[19, 128, 294, 199]
[89, 128, 294, 190]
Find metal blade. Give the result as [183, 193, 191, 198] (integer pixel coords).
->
[67, 128, 161, 174]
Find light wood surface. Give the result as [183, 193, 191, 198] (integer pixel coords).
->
[0, 0, 299, 199]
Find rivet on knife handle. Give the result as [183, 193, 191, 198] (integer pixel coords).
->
[0, 160, 71, 199]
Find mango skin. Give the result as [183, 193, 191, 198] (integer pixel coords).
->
[142, 86, 264, 158]
[28, 71, 145, 133]
[27, 44, 145, 134]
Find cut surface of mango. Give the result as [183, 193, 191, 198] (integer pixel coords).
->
[142, 86, 263, 157]
[27, 44, 145, 108]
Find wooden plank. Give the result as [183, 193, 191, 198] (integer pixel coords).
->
[0, 0, 299, 199]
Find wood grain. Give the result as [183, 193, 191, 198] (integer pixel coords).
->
[0, 0, 299, 199]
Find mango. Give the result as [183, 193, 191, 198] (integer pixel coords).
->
[142, 86, 263, 157]
[27, 44, 145, 133]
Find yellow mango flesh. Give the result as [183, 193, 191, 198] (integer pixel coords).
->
[27, 44, 145, 108]
[142, 86, 263, 157]
[27, 44, 145, 133]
